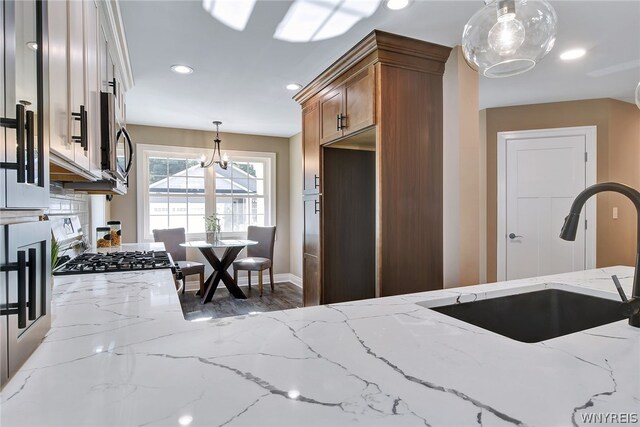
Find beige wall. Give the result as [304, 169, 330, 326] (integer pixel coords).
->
[484, 98, 640, 282]
[110, 124, 291, 275]
[289, 132, 303, 279]
[443, 46, 481, 288]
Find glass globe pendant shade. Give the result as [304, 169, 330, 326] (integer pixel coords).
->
[462, 0, 558, 78]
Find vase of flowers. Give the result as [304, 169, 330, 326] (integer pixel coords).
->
[205, 214, 221, 243]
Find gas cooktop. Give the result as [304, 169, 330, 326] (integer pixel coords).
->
[53, 250, 177, 276]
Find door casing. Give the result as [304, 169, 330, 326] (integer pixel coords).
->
[497, 126, 597, 282]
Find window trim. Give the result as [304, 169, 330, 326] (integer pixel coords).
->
[136, 144, 276, 243]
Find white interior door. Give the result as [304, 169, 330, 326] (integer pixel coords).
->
[498, 127, 596, 281]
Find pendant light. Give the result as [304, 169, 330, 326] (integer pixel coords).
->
[200, 121, 229, 170]
[635, 81, 640, 110]
[462, 0, 558, 78]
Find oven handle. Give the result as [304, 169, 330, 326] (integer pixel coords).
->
[120, 127, 134, 177]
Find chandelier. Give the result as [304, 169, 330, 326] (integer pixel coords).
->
[200, 121, 229, 170]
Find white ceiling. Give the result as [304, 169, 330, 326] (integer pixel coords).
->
[120, 0, 640, 138]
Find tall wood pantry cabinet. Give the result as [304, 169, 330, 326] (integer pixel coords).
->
[295, 30, 451, 306]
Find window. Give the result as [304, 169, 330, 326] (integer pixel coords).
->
[137, 144, 275, 242]
[215, 158, 270, 232]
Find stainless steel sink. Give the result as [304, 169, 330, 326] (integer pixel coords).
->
[422, 289, 626, 343]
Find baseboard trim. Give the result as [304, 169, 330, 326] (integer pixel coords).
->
[184, 273, 302, 292]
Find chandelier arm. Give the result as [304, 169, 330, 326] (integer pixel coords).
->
[201, 120, 229, 169]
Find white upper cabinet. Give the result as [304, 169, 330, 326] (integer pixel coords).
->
[47, 0, 132, 180]
[84, 0, 102, 177]
[1, 0, 49, 209]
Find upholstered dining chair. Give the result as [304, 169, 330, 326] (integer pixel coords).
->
[152, 228, 205, 295]
[233, 226, 276, 297]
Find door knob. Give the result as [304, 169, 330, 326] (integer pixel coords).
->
[508, 233, 523, 239]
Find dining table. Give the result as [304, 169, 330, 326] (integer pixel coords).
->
[180, 240, 258, 303]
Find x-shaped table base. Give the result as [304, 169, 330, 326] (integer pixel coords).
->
[197, 246, 247, 303]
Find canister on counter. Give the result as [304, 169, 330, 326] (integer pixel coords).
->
[96, 227, 112, 248]
[107, 220, 122, 247]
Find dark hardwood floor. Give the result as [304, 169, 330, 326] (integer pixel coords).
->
[178, 282, 303, 321]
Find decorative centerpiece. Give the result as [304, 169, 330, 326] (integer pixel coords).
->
[205, 213, 221, 243]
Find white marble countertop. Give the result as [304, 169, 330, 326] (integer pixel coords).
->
[1, 248, 639, 426]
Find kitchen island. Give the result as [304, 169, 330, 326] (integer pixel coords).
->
[1, 245, 638, 426]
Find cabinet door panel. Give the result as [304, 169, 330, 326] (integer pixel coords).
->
[303, 103, 320, 194]
[48, 0, 73, 162]
[319, 88, 343, 144]
[344, 66, 375, 136]
[84, 0, 101, 177]
[0, 226, 7, 386]
[5, 221, 51, 378]
[303, 196, 320, 256]
[303, 254, 320, 307]
[1, 0, 7, 208]
[3, 0, 49, 208]
[68, 0, 89, 170]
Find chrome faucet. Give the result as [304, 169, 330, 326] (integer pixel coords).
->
[559, 182, 640, 327]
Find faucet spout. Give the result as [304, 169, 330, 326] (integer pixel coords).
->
[559, 182, 640, 327]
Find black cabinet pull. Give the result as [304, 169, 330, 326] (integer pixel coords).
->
[336, 114, 341, 131]
[82, 107, 88, 151]
[41, 240, 47, 316]
[72, 105, 87, 150]
[314, 174, 320, 189]
[17, 251, 27, 329]
[108, 78, 117, 96]
[26, 110, 35, 183]
[28, 248, 37, 321]
[314, 199, 320, 214]
[16, 104, 26, 183]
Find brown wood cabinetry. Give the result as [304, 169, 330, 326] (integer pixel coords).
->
[303, 195, 321, 306]
[303, 102, 320, 194]
[319, 65, 375, 145]
[319, 89, 343, 144]
[303, 253, 321, 307]
[296, 30, 451, 305]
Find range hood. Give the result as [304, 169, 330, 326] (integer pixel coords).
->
[63, 177, 127, 195]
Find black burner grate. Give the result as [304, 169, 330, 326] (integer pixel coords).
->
[53, 251, 174, 276]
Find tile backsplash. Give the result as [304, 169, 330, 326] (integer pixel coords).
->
[47, 184, 90, 236]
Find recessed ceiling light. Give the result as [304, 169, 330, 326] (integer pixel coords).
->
[170, 64, 194, 74]
[178, 415, 193, 426]
[26, 41, 38, 51]
[560, 48, 586, 61]
[286, 83, 302, 91]
[386, 0, 410, 10]
[287, 390, 301, 399]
